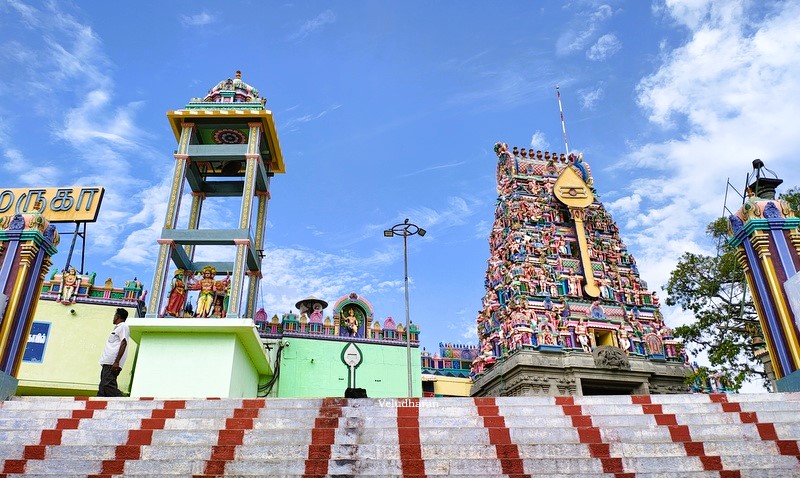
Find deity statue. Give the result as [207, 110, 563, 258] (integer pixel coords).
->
[164, 269, 188, 317]
[310, 303, 324, 322]
[212, 276, 231, 317]
[576, 318, 591, 352]
[618, 327, 631, 354]
[342, 308, 359, 337]
[190, 266, 218, 318]
[60, 266, 81, 304]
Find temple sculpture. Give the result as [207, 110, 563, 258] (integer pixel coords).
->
[470, 143, 690, 396]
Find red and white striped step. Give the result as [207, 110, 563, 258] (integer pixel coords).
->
[0, 393, 798, 477]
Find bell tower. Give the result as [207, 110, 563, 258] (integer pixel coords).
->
[146, 71, 284, 319]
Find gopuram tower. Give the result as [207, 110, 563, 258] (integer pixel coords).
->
[471, 143, 689, 396]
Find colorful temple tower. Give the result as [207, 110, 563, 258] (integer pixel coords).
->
[728, 160, 800, 391]
[0, 212, 59, 397]
[128, 72, 282, 398]
[470, 143, 689, 396]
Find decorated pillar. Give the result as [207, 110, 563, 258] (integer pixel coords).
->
[728, 160, 800, 389]
[0, 213, 59, 376]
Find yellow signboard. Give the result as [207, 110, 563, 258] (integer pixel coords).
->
[0, 187, 105, 223]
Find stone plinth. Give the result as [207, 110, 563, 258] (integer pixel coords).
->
[471, 348, 689, 396]
[127, 317, 271, 398]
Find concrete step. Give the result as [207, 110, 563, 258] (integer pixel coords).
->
[11, 457, 800, 476]
[3, 393, 800, 478]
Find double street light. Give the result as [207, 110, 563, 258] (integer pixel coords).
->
[383, 219, 426, 398]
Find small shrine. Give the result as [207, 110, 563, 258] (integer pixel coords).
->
[420, 343, 477, 397]
[256, 292, 423, 398]
[471, 143, 690, 396]
[256, 292, 420, 346]
[42, 268, 145, 313]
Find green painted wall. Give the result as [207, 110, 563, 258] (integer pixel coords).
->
[130, 332, 263, 398]
[16, 301, 139, 396]
[275, 338, 422, 398]
[229, 335, 259, 397]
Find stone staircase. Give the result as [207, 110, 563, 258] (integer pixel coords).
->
[1, 393, 799, 477]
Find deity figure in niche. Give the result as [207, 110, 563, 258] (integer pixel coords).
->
[164, 269, 187, 317]
[576, 318, 591, 352]
[618, 327, 631, 354]
[341, 308, 360, 337]
[541, 326, 557, 345]
[60, 266, 81, 304]
[589, 300, 606, 320]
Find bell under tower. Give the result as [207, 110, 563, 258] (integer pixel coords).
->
[146, 71, 284, 319]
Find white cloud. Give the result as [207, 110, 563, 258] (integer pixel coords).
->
[579, 86, 604, 110]
[530, 130, 550, 150]
[58, 91, 144, 148]
[180, 12, 214, 27]
[604, 193, 641, 216]
[398, 196, 481, 232]
[556, 4, 615, 56]
[619, 1, 800, 301]
[287, 9, 336, 42]
[587, 33, 621, 61]
[281, 104, 342, 131]
[1, 148, 59, 186]
[400, 161, 466, 178]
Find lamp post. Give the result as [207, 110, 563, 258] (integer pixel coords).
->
[384, 218, 426, 397]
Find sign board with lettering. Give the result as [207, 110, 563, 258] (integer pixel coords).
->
[23, 322, 51, 363]
[0, 187, 104, 223]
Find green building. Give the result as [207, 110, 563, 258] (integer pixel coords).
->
[256, 293, 422, 398]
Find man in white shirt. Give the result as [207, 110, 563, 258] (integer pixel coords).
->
[98, 308, 130, 397]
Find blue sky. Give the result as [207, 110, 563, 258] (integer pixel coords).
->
[2, 0, 800, 361]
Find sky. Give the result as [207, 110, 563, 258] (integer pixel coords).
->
[2, 0, 800, 367]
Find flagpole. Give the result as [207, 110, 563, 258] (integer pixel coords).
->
[557, 85, 570, 156]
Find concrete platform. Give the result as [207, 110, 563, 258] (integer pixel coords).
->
[126, 317, 271, 398]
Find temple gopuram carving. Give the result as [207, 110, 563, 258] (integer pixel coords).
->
[470, 143, 690, 396]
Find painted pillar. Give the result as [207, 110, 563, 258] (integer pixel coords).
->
[729, 190, 800, 381]
[147, 123, 193, 317]
[184, 191, 205, 260]
[228, 123, 262, 318]
[0, 213, 59, 376]
[245, 190, 270, 318]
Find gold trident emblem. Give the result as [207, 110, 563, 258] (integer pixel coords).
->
[554, 166, 600, 298]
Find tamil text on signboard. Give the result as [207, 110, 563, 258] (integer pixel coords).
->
[0, 187, 104, 223]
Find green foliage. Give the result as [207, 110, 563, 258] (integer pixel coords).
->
[666, 230, 763, 392]
[780, 187, 800, 212]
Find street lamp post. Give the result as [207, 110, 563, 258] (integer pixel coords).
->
[384, 218, 426, 397]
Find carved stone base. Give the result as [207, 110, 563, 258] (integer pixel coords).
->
[471, 349, 690, 397]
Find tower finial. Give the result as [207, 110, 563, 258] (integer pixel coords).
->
[235, 70, 242, 79]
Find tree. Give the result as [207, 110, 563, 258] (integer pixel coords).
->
[665, 188, 800, 392]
